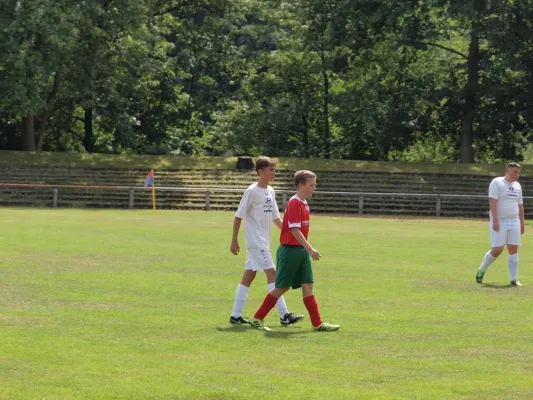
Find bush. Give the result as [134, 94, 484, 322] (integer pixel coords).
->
[388, 136, 455, 163]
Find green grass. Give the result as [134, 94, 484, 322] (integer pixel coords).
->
[0, 150, 525, 175]
[2, 209, 533, 399]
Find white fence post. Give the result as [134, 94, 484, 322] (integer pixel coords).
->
[282, 193, 288, 210]
[358, 196, 364, 214]
[52, 188, 58, 208]
[436, 195, 441, 217]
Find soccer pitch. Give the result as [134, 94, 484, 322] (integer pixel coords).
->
[2, 208, 533, 400]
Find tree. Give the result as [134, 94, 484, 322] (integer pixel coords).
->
[0, 0, 79, 150]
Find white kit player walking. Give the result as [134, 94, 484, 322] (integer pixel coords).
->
[476, 162, 525, 286]
[229, 156, 304, 326]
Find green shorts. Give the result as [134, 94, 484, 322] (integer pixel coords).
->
[275, 244, 314, 289]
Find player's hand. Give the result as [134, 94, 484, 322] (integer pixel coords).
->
[308, 248, 321, 261]
[230, 240, 240, 255]
[493, 220, 500, 232]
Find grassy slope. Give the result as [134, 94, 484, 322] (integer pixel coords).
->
[2, 209, 533, 399]
[1, 150, 528, 175]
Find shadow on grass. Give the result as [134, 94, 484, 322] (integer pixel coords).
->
[215, 325, 314, 338]
[481, 283, 516, 289]
[263, 329, 314, 339]
[216, 326, 254, 333]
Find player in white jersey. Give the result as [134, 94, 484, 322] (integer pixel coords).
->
[476, 162, 525, 286]
[228, 156, 304, 326]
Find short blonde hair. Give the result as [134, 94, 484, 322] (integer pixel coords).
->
[506, 162, 521, 169]
[294, 170, 316, 188]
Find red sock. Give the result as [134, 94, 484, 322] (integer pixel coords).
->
[303, 295, 322, 327]
[254, 293, 278, 320]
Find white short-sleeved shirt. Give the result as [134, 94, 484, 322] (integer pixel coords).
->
[488, 177, 523, 221]
[235, 183, 280, 249]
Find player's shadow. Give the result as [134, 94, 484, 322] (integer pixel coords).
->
[263, 329, 314, 339]
[216, 326, 254, 333]
[215, 326, 313, 338]
[480, 283, 516, 290]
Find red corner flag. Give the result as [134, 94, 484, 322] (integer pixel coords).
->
[144, 170, 155, 187]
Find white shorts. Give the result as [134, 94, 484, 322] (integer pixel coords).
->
[490, 219, 521, 247]
[244, 248, 275, 271]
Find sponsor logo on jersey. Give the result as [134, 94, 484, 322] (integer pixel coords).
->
[263, 195, 274, 212]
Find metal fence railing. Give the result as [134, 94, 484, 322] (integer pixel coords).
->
[0, 182, 520, 216]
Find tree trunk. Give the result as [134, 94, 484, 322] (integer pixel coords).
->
[184, 74, 195, 155]
[460, 21, 480, 163]
[22, 115, 36, 151]
[35, 69, 62, 151]
[301, 114, 311, 158]
[84, 107, 95, 152]
[36, 118, 46, 151]
[298, 93, 310, 158]
[320, 46, 331, 159]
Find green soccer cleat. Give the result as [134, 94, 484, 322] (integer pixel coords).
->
[249, 317, 272, 331]
[476, 270, 484, 284]
[313, 322, 340, 332]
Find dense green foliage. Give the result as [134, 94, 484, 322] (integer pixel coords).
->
[1, 0, 532, 162]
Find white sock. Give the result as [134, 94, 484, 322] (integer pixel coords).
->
[231, 284, 250, 318]
[508, 253, 519, 282]
[268, 282, 288, 318]
[479, 251, 497, 272]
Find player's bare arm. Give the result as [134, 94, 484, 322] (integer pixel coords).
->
[289, 227, 321, 261]
[519, 204, 525, 235]
[230, 217, 242, 255]
[489, 198, 500, 232]
[273, 218, 282, 229]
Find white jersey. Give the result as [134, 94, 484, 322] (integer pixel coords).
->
[488, 177, 523, 221]
[235, 183, 280, 249]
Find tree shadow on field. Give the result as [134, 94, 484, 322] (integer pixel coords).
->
[481, 283, 516, 290]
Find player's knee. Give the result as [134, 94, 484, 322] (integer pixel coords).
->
[507, 246, 519, 255]
[264, 268, 276, 280]
[491, 247, 504, 257]
[241, 270, 256, 286]
[271, 287, 288, 297]
[240, 278, 254, 286]
[301, 284, 314, 297]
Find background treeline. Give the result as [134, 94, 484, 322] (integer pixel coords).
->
[1, 0, 533, 163]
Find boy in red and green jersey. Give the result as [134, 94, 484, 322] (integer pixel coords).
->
[279, 194, 310, 245]
[249, 170, 340, 332]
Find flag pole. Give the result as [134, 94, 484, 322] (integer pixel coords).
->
[144, 169, 156, 212]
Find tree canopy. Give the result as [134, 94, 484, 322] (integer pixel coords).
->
[1, 0, 532, 163]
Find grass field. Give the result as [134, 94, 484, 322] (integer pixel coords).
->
[2, 208, 533, 400]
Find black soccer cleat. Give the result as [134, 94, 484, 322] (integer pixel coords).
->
[229, 316, 250, 324]
[280, 312, 304, 326]
[476, 270, 484, 284]
[510, 280, 522, 287]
